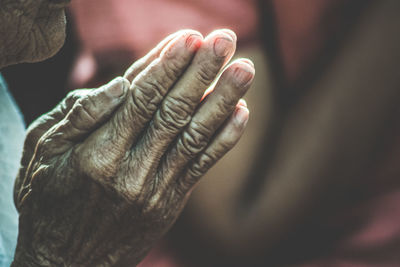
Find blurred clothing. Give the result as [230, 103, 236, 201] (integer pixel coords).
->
[0, 75, 24, 267]
[70, 0, 258, 58]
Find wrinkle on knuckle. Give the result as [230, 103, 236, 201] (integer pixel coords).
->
[162, 57, 184, 82]
[65, 89, 89, 107]
[179, 122, 210, 156]
[158, 97, 192, 131]
[215, 96, 236, 118]
[197, 152, 216, 171]
[132, 79, 162, 113]
[135, 75, 166, 100]
[73, 97, 98, 125]
[195, 63, 217, 86]
[219, 139, 236, 153]
[186, 152, 216, 180]
[130, 88, 157, 121]
[187, 164, 204, 180]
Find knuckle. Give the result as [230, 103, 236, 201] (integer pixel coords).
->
[195, 152, 216, 173]
[179, 121, 210, 156]
[219, 138, 236, 152]
[217, 96, 235, 115]
[211, 96, 236, 121]
[65, 90, 81, 104]
[70, 97, 97, 126]
[135, 78, 165, 102]
[195, 62, 218, 86]
[162, 57, 184, 82]
[186, 152, 216, 180]
[130, 86, 158, 121]
[158, 97, 192, 131]
[65, 89, 89, 108]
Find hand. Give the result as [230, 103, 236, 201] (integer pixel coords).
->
[12, 29, 254, 266]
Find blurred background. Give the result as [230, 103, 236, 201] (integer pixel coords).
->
[3, 0, 400, 266]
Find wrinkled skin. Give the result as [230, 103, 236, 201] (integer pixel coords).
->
[11, 30, 254, 266]
[0, 0, 67, 68]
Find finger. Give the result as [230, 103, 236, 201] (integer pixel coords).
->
[76, 31, 203, 179]
[156, 59, 255, 186]
[123, 31, 182, 82]
[132, 29, 237, 169]
[178, 102, 249, 195]
[37, 77, 128, 156]
[23, 89, 90, 155]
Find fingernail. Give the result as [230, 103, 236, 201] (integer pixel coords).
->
[214, 37, 233, 57]
[107, 77, 128, 97]
[234, 106, 249, 126]
[233, 65, 254, 86]
[186, 33, 202, 50]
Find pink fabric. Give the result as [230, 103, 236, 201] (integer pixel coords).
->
[70, 0, 258, 58]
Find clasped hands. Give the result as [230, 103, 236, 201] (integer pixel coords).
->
[12, 29, 254, 266]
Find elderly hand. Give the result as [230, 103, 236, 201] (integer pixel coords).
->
[12, 29, 254, 266]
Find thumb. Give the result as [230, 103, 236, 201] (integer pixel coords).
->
[37, 77, 129, 157]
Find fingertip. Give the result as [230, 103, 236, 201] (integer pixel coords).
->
[234, 104, 249, 127]
[106, 77, 129, 98]
[204, 29, 236, 60]
[228, 59, 255, 87]
[185, 32, 203, 50]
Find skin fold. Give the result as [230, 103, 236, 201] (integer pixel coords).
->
[1, 0, 255, 266]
